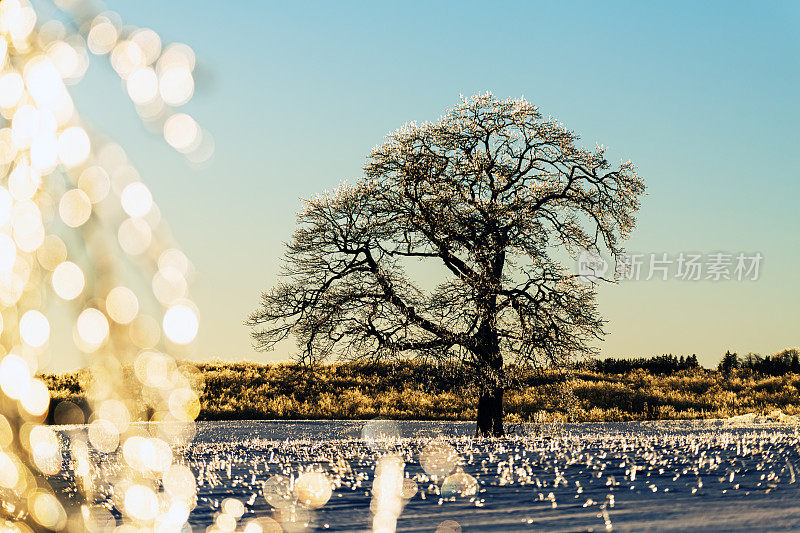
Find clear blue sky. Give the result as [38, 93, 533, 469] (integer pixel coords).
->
[55, 1, 799, 369]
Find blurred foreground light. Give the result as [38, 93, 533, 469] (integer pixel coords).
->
[52, 261, 84, 300]
[110, 40, 145, 79]
[163, 304, 198, 344]
[59, 188, 92, 227]
[363, 418, 401, 450]
[153, 266, 187, 305]
[81, 506, 116, 531]
[0, 72, 24, 108]
[106, 286, 139, 324]
[0, 451, 19, 489]
[118, 217, 152, 255]
[163, 464, 196, 498]
[134, 350, 171, 388]
[120, 181, 153, 217]
[11, 105, 38, 149]
[78, 166, 111, 203]
[222, 498, 245, 518]
[130, 314, 161, 348]
[186, 129, 215, 164]
[36, 19, 66, 48]
[436, 520, 462, 533]
[97, 399, 130, 433]
[46, 40, 82, 81]
[19, 310, 49, 347]
[23, 56, 74, 125]
[124, 484, 159, 522]
[122, 435, 147, 470]
[0, 420, 11, 449]
[215, 513, 237, 531]
[0, 130, 17, 165]
[88, 418, 119, 453]
[158, 66, 193, 106]
[8, 161, 40, 200]
[294, 472, 332, 509]
[163, 500, 190, 527]
[87, 20, 117, 55]
[158, 43, 195, 72]
[420, 441, 458, 478]
[76, 307, 109, 346]
[57, 126, 91, 167]
[21, 379, 50, 416]
[37, 234, 67, 270]
[168, 387, 200, 421]
[243, 518, 283, 533]
[0, 3, 207, 527]
[29, 491, 67, 530]
[0, 187, 12, 225]
[263, 475, 294, 509]
[30, 132, 58, 173]
[163, 113, 199, 152]
[0, 353, 31, 400]
[30, 425, 60, 474]
[130, 28, 161, 65]
[441, 471, 478, 497]
[11, 199, 45, 252]
[159, 248, 190, 276]
[127, 67, 158, 105]
[0, 234, 17, 271]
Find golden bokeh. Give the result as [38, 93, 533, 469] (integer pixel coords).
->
[87, 20, 118, 55]
[118, 216, 152, 255]
[294, 472, 333, 509]
[0, 185, 13, 224]
[105, 285, 139, 324]
[124, 484, 159, 522]
[0, 353, 31, 400]
[20, 380, 50, 416]
[19, 309, 49, 347]
[76, 307, 109, 347]
[57, 126, 90, 167]
[51, 261, 84, 300]
[126, 66, 158, 105]
[120, 181, 153, 218]
[163, 113, 199, 152]
[8, 160, 39, 200]
[0, 1, 208, 529]
[58, 188, 92, 227]
[163, 303, 199, 344]
[77, 165, 110, 203]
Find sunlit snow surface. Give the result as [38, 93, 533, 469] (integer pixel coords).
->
[51, 420, 800, 532]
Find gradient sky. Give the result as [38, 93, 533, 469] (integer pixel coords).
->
[46, 1, 799, 370]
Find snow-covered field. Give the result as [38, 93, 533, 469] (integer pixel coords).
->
[53, 419, 800, 532]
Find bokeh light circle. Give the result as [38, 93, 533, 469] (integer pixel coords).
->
[163, 304, 198, 344]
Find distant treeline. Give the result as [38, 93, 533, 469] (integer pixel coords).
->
[582, 354, 700, 375]
[582, 350, 800, 376]
[718, 349, 800, 376]
[42, 348, 800, 423]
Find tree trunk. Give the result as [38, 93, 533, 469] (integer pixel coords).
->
[476, 386, 504, 437]
[474, 308, 504, 437]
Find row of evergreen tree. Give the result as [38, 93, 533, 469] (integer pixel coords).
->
[583, 354, 700, 375]
[585, 349, 800, 376]
[717, 349, 800, 375]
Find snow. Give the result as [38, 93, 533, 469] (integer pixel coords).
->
[51, 419, 800, 531]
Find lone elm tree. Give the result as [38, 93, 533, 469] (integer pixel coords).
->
[248, 93, 645, 436]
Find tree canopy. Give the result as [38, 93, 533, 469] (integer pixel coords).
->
[248, 93, 645, 435]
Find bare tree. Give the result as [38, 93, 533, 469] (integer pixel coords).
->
[248, 93, 645, 436]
